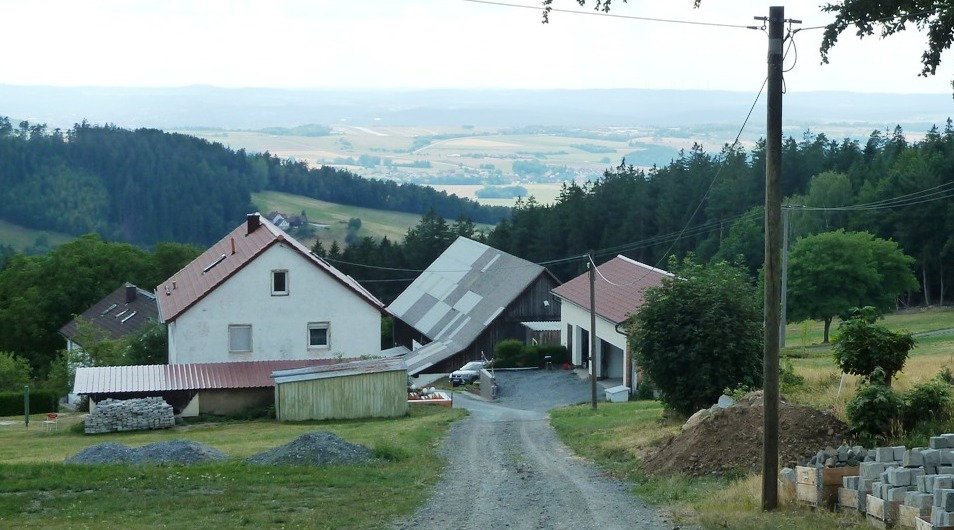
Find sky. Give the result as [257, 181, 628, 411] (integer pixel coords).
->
[1, 0, 952, 94]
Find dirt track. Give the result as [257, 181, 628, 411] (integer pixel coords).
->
[391, 370, 685, 530]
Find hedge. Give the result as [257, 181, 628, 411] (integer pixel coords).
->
[0, 389, 59, 416]
[494, 340, 568, 368]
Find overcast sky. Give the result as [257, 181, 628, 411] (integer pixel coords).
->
[1, 0, 951, 94]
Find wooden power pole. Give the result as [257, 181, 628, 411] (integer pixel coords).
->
[761, 5, 785, 511]
[589, 250, 597, 410]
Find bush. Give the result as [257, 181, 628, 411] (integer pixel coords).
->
[0, 389, 59, 415]
[494, 339, 524, 367]
[902, 379, 953, 431]
[846, 376, 904, 445]
[0, 351, 32, 390]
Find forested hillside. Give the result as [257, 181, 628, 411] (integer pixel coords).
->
[328, 122, 954, 309]
[0, 117, 507, 247]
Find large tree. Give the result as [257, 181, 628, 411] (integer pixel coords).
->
[821, 1, 954, 93]
[787, 230, 919, 343]
[629, 257, 763, 416]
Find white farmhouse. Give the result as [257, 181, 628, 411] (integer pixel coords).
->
[156, 213, 385, 364]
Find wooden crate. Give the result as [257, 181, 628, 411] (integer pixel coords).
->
[838, 487, 863, 512]
[900, 505, 930, 529]
[915, 515, 954, 530]
[796, 466, 860, 507]
[867, 494, 902, 526]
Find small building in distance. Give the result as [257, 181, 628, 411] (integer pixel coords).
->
[59, 283, 160, 354]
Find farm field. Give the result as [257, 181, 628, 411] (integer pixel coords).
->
[179, 125, 688, 189]
[0, 218, 73, 251]
[429, 182, 565, 206]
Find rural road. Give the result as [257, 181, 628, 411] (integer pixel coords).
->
[391, 370, 685, 530]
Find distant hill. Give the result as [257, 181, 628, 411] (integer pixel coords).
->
[0, 117, 508, 247]
[1, 85, 949, 132]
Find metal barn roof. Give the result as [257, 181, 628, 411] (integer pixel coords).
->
[73, 359, 340, 395]
[387, 237, 551, 374]
[271, 358, 407, 385]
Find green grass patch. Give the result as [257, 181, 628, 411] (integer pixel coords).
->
[0, 218, 73, 251]
[0, 406, 465, 529]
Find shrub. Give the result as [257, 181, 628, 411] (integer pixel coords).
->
[833, 306, 914, 386]
[494, 339, 524, 367]
[0, 351, 32, 391]
[902, 379, 953, 431]
[846, 375, 904, 445]
[779, 358, 806, 393]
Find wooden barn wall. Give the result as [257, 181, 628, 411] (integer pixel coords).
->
[276, 370, 409, 421]
[393, 318, 430, 350]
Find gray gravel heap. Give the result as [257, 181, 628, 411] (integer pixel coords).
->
[65, 440, 229, 465]
[246, 431, 374, 466]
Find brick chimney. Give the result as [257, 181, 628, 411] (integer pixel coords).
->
[247, 213, 261, 234]
[125, 284, 137, 303]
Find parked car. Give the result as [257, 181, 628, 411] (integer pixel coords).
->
[449, 361, 486, 386]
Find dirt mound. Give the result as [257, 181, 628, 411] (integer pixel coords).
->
[65, 440, 229, 465]
[640, 395, 852, 476]
[246, 431, 374, 466]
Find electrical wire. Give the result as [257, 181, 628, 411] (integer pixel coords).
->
[465, 0, 755, 29]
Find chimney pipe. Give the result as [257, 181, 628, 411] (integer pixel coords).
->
[125, 284, 137, 304]
[231, 237, 236, 254]
[246, 213, 261, 234]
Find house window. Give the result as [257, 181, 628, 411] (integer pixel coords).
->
[272, 270, 288, 295]
[229, 324, 252, 352]
[308, 322, 330, 349]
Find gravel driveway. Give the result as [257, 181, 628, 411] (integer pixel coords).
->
[391, 369, 684, 530]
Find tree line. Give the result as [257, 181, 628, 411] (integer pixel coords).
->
[0, 117, 508, 247]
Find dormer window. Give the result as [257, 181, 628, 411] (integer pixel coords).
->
[272, 270, 288, 296]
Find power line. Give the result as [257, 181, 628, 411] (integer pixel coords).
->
[464, 0, 755, 29]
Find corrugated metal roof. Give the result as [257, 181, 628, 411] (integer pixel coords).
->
[521, 321, 562, 332]
[388, 237, 553, 374]
[271, 358, 407, 384]
[156, 213, 384, 323]
[551, 255, 671, 324]
[59, 283, 159, 344]
[73, 359, 340, 395]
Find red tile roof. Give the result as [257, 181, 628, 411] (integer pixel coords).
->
[551, 255, 671, 324]
[73, 359, 342, 394]
[156, 213, 384, 322]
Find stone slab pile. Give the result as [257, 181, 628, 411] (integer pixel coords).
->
[84, 397, 175, 434]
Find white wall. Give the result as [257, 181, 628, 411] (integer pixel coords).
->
[168, 243, 381, 364]
[559, 301, 628, 381]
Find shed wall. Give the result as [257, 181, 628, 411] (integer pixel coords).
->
[276, 370, 408, 421]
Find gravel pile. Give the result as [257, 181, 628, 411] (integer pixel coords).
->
[65, 440, 229, 465]
[246, 431, 374, 466]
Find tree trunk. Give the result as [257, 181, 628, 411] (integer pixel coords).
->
[823, 316, 832, 344]
[940, 255, 946, 307]
[923, 262, 931, 306]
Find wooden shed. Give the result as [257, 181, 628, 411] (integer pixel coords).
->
[272, 358, 409, 421]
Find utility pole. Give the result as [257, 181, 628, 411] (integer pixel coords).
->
[759, 5, 788, 512]
[589, 250, 598, 410]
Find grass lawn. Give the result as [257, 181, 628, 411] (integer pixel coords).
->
[0, 407, 464, 529]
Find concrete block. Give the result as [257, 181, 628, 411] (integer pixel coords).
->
[876, 447, 896, 462]
[924, 449, 942, 466]
[889, 467, 913, 486]
[935, 488, 954, 508]
[905, 449, 925, 467]
[944, 490, 954, 512]
[862, 461, 886, 479]
[844, 476, 860, 490]
[940, 466, 954, 475]
[905, 492, 934, 510]
[931, 436, 951, 449]
[888, 486, 913, 502]
[895, 446, 907, 461]
[941, 448, 954, 466]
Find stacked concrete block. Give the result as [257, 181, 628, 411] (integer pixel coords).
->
[84, 397, 175, 434]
